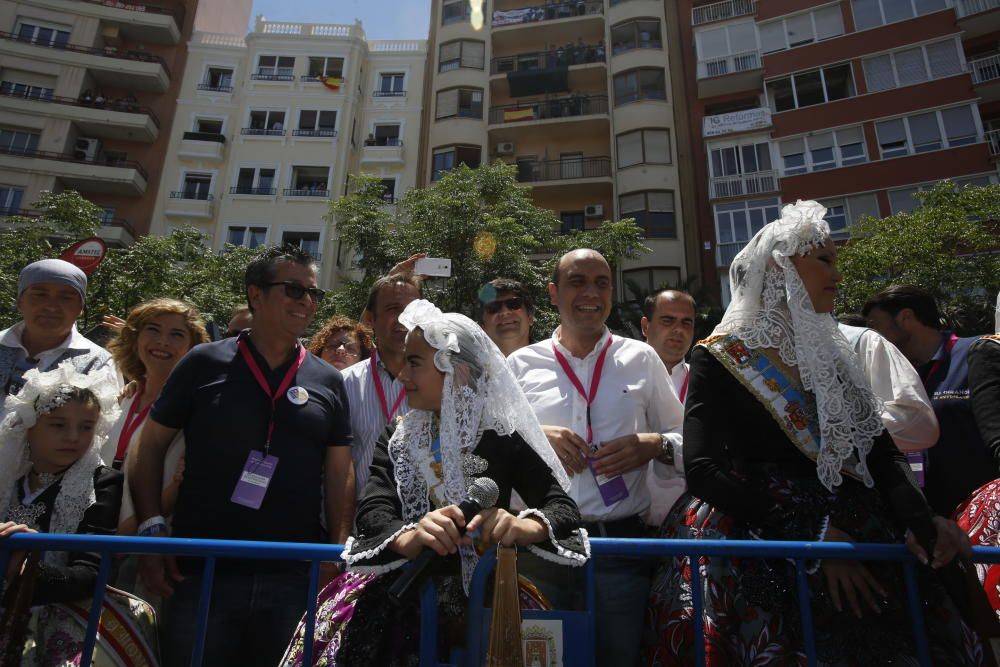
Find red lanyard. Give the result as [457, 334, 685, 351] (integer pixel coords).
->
[114, 392, 152, 462]
[678, 371, 690, 404]
[238, 339, 306, 453]
[371, 351, 406, 423]
[924, 333, 959, 386]
[552, 335, 613, 444]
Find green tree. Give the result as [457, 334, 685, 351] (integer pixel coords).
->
[837, 181, 1000, 334]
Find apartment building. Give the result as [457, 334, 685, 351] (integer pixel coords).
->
[418, 0, 694, 300]
[677, 0, 999, 303]
[150, 18, 426, 287]
[0, 0, 249, 245]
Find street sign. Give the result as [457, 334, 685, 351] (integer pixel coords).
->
[60, 237, 108, 275]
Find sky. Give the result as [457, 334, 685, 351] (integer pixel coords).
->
[249, 0, 431, 41]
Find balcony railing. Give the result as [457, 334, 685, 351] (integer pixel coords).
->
[182, 131, 226, 143]
[692, 0, 756, 25]
[301, 74, 344, 83]
[283, 188, 330, 197]
[250, 69, 294, 81]
[491, 44, 605, 74]
[363, 138, 403, 147]
[716, 240, 748, 267]
[697, 49, 761, 79]
[987, 129, 1000, 156]
[241, 127, 285, 136]
[488, 94, 608, 124]
[0, 87, 161, 127]
[709, 170, 779, 200]
[956, 0, 1000, 17]
[970, 54, 1000, 84]
[492, 0, 603, 27]
[0, 145, 148, 179]
[373, 90, 406, 97]
[515, 156, 611, 182]
[229, 186, 276, 195]
[78, 0, 183, 21]
[0, 30, 171, 77]
[292, 128, 337, 137]
[197, 82, 232, 93]
[169, 191, 214, 200]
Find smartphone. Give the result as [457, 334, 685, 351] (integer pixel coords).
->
[415, 257, 452, 278]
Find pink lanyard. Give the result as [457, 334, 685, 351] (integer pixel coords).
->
[924, 333, 959, 386]
[238, 339, 306, 454]
[552, 335, 613, 444]
[371, 351, 406, 423]
[114, 392, 152, 462]
[678, 372, 690, 404]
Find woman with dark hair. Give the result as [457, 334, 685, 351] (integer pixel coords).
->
[309, 315, 374, 371]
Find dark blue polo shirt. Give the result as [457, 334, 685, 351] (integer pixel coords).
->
[151, 334, 352, 553]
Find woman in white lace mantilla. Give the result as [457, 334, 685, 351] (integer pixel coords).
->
[282, 300, 588, 666]
[647, 201, 980, 666]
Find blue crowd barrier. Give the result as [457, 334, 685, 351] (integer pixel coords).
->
[2, 533, 999, 667]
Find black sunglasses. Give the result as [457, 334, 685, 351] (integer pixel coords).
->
[484, 297, 524, 315]
[262, 281, 326, 303]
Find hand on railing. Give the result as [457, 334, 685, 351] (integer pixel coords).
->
[822, 524, 888, 618]
[138, 553, 184, 597]
[1, 521, 37, 584]
[905, 516, 972, 569]
[466, 508, 546, 547]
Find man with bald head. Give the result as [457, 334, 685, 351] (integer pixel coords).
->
[509, 248, 684, 666]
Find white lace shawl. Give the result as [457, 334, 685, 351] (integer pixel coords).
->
[0, 363, 120, 566]
[391, 300, 570, 591]
[715, 200, 883, 490]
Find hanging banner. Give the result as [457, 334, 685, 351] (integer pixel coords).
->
[703, 107, 772, 137]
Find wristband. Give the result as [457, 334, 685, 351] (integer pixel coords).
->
[137, 515, 167, 537]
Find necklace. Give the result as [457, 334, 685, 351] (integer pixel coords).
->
[30, 469, 64, 487]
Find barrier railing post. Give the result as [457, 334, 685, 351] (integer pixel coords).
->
[190, 556, 216, 667]
[79, 553, 111, 667]
[689, 554, 706, 666]
[795, 559, 818, 667]
[902, 561, 932, 667]
[301, 559, 321, 666]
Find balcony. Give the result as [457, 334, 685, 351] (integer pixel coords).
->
[696, 50, 762, 98]
[715, 241, 747, 267]
[373, 90, 406, 98]
[491, 1, 604, 48]
[241, 127, 286, 137]
[0, 88, 159, 141]
[702, 107, 772, 138]
[229, 186, 276, 196]
[361, 139, 405, 164]
[515, 156, 611, 185]
[0, 146, 147, 195]
[987, 129, 1000, 158]
[100, 217, 137, 246]
[956, 0, 1000, 36]
[178, 132, 226, 160]
[165, 192, 214, 218]
[692, 0, 755, 26]
[490, 45, 605, 75]
[27, 0, 181, 44]
[709, 170, 779, 200]
[488, 94, 609, 125]
[970, 54, 1000, 102]
[250, 69, 295, 82]
[292, 129, 337, 138]
[197, 82, 232, 94]
[283, 188, 331, 197]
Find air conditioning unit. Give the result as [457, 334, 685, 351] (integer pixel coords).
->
[584, 204, 604, 217]
[495, 142, 514, 155]
[73, 138, 100, 162]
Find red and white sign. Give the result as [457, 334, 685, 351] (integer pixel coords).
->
[60, 238, 108, 275]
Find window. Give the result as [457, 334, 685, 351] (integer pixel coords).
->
[818, 194, 880, 236]
[613, 68, 666, 106]
[863, 39, 963, 93]
[619, 191, 676, 238]
[181, 173, 212, 199]
[617, 129, 671, 168]
[287, 166, 329, 196]
[779, 126, 867, 175]
[0, 80, 53, 100]
[281, 231, 321, 259]
[377, 73, 405, 96]
[714, 198, 781, 264]
[380, 178, 397, 203]
[767, 64, 855, 112]
[233, 167, 276, 195]
[246, 110, 286, 135]
[194, 118, 223, 134]
[560, 211, 585, 234]
[875, 105, 981, 158]
[0, 129, 39, 155]
[709, 140, 772, 178]
[610, 19, 662, 55]
[16, 22, 70, 48]
[432, 145, 481, 180]
[439, 40, 485, 71]
[227, 226, 268, 248]
[201, 67, 233, 91]
[254, 56, 295, 80]
[435, 88, 483, 119]
[367, 124, 401, 146]
[0, 186, 24, 213]
[758, 6, 844, 54]
[851, 0, 948, 30]
[442, 0, 471, 25]
[307, 57, 344, 79]
[695, 21, 758, 77]
[296, 110, 337, 136]
[98, 207, 114, 225]
[622, 267, 681, 296]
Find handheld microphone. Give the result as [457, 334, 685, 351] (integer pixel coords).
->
[387, 477, 500, 605]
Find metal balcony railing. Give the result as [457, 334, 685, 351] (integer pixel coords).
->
[0, 30, 170, 77]
[0, 87, 161, 127]
[492, 0, 603, 28]
[970, 54, 1000, 84]
[514, 156, 611, 182]
[182, 131, 226, 143]
[490, 44, 605, 74]
[709, 170, 779, 200]
[292, 128, 337, 137]
[697, 49, 761, 79]
[251, 69, 294, 81]
[488, 94, 608, 124]
[956, 0, 1000, 17]
[196, 82, 232, 93]
[0, 145, 148, 179]
[986, 129, 1000, 157]
[241, 127, 285, 136]
[169, 191, 214, 200]
[363, 138, 403, 147]
[283, 188, 330, 197]
[229, 186, 277, 195]
[78, 0, 183, 21]
[692, 0, 755, 25]
[373, 90, 406, 97]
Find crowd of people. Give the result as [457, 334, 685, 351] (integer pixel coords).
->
[0, 199, 997, 666]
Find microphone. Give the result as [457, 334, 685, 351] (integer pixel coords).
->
[387, 477, 500, 605]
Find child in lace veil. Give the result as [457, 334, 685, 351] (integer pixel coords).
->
[282, 299, 589, 666]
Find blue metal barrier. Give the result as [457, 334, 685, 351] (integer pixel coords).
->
[2, 534, 998, 667]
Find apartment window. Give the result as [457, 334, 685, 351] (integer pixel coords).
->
[202, 67, 233, 90]
[432, 145, 481, 180]
[695, 21, 758, 77]
[366, 124, 401, 146]
[288, 166, 329, 195]
[281, 231, 321, 258]
[98, 207, 115, 225]
[779, 126, 867, 175]
[818, 193, 880, 236]
[227, 226, 268, 248]
[377, 73, 405, 96]
[247, 110, 286, 135]
[181, 173, 212, 199]
[0, 129, 39, 155]
[307, 57, 344, 79]
[296, 110, 337, 136]
[439, 40, 485, 71]
[617, 129, 671, 168]
[560, 211, 585, 234]
[610, 19, 662, 55]
[233, 167, 276, 195]
[710, 140, 772, 179]
[0, 80, 53, 100]
[875, 105, 980, 159]
[442, 0, 471, 25]
[16, 22, 70, 47]
[622, 267, 681, 296]
[380, 178, 397, 202]
[0, 186, 24, 213]
[851, 0, 948, 31]
[767, 64, 854, 112]
[863, 39, 963, 93]
[758, 6, 844, 54]
[613, 68, 666, 106]
[435, 88, 483, 120]
[255, 56, 295, 79]
[619, 191, 676, 238]
[715, 198, 780, 250]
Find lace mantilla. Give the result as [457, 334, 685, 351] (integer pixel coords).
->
[715, 201, 883, 490]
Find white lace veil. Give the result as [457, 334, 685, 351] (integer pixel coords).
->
[0, 363, 120, 565]
[391, 299, 569, 590]
[714, 200, 883, 490]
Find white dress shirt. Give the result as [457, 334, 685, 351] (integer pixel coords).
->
[509, 327, 684, 522]
[644, 359, 690, 527]
[667, 360, 690, 401]
[839, 324, 939, 451]
[341, 352, 409, 500]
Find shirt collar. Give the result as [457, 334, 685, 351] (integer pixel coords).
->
[667, 359, 688, 377]
[551, 325, 612, 361]
[0, 321, 86, 356]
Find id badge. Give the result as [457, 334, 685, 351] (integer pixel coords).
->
[588, 443, 629, 507]
[231, 450, 279, 509]
[906, 451, 925, 488]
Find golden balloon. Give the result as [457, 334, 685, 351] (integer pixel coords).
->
[474, 232, 497, 259]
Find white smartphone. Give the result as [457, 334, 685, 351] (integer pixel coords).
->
[415, 257, 452, 278]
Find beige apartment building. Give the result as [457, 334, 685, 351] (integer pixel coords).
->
[150, 17, 426, 287]
[418, 0, 695, 298]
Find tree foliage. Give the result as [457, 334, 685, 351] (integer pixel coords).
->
[837, 181, 1000, 334]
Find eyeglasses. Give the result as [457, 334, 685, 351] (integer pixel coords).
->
[324, 339, 361, 356]
[262, 281, 326, 304]
[484, 297, 524, 315]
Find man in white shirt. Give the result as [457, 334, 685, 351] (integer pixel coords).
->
[509, 249, 684, 666]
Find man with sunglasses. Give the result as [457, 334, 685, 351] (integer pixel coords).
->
[479, 277, 535, 356]
[132, 245, 354, 667]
